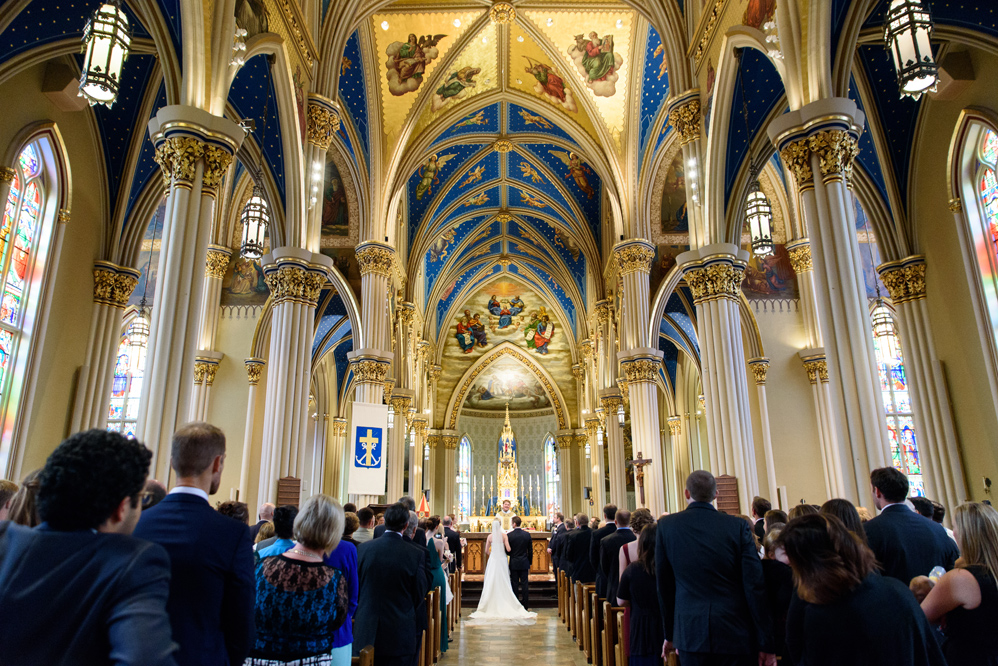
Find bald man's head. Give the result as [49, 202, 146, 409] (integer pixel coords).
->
[258, 503, 275, 521]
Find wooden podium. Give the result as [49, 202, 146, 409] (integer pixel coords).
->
[715, 475, 740, 515]
[276, 477, 301, 508]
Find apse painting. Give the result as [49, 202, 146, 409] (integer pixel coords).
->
[463, 357, 551, 411]
[220, 255, 269, 306]
[660, 153, 688, 235]
[321, 159, 349, 237]
[742, 244, 799, 300]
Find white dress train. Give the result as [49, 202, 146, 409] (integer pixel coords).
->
[468, 520, 537, 625]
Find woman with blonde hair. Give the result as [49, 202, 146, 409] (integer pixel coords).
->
[8, 469, 41, 527]
[248, 494, 349, 665]
[921, 502, 998, 664]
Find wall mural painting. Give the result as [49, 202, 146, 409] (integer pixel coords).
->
[321, 160, 349, 236]
[449, 281, 558, 356]
[386, 33, 446, 96]
[523, 57, 578, 113]
[234, 0, 269, 38]
[429, 225, 458, 263]
[463, 357, 551, 411]
[221, 255, 269, 306]
[451, 109, 488, 131]
[742, 244, 799, 300]
[650, 244, 687, 297]
[549, 150, 595, 199]
[319, 248, 362, 301]
[743, 0, 777, 30]
[569, 32, 623, 97]
[519, 191, 546, 208]
[518, 108, 554, 129]
[432, 66, 481, 111]
[660, 153, 689, 234]
[551, 223, 581, 260]
[415, 153, 456, 201]
[703, 59, 716, 135]
[853, 195, 889, 298]
[460, 164, 486, 187]
[465, 192, 490, 206]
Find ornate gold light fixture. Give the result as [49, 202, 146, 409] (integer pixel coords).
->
[240, 186, 270, 259]
[745, 168, 774, 257]
[489, 2, 516, 24]
[79, 0, 132, 107]
[884, 0, 938, 100]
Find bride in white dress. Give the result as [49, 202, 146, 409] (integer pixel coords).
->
[468, 519, 537, 625]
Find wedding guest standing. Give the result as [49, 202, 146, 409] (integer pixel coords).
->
[920, 502, 998, 665]
[617, 524, 663, 666]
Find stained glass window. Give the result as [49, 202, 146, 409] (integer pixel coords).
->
[980, 130, 998, 269]
[457, 435, 471, 522]
[544, 434, 560, 520]
[871, 304, 923, 496]
[107, 314, 147, 437]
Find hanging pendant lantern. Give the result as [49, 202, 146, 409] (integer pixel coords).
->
[884, 0, 938, 100]
[424, 442, 430, 460]
[127, 307, 150, 373]
[616, 402, 625, 426]
[387, 403, 395, 430]
[79, 0, 132, 107]
[240, 185, 270, 259]
[871, 301, 901, 361]
[584, 440, 591, 458]
[745, 176, 775, 257]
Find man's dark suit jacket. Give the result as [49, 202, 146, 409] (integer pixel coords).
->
[374, 522, 426, 546]
[507, 527, 533, 570]
[0, 522, 178, 666]
[565, 525, 596, 583]
[133, 493, 255, 666]
[754, 518, 765, 541]
[864, 503, 960, 583]
[600, 527, 636, 604]
[444, 526, 462, 570]
[656, 502, 774, 656]
[355, 532, 431, 659]
[589, 520, 617, 596]
[549, 522, 567, 569]
[249, 519, 268, 540]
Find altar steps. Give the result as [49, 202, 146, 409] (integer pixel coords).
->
[459, 577, 559, 609]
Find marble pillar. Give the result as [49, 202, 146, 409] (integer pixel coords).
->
[189, 245, 231, 420]
[238, 358, 264, 501]
[747, 358, 779, 503]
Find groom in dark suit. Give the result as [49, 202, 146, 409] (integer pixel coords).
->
[507, 515, 533, 609]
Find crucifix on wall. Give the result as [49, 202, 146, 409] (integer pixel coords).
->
[627, 452, 653, 508]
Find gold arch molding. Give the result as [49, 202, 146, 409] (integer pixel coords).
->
[444, 341, 569, 431]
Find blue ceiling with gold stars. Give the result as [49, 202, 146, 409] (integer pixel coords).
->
[228, 54, 287, 204]
[337, 31, 370, 171]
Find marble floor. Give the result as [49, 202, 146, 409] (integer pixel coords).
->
[441, 608, 588, 665]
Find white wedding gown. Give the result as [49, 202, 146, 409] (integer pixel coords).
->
[468, 520, 537, 625]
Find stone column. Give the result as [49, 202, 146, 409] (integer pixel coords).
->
[427, 432, 442, 514]
[599, 392, 626, 507]
[556, 432, 575, 516]
[747, 358, 779, 503]
[678, 245, 758, 511]
[442, 431, 459, 517]
[190, 354, 221, 421]
[770, 99, 890, 502]
[667, 416, 683, 510]
[349, 241, 396, 404]
[327, 417, 347, 499]
[303, 95, 339, 250]
[667, 92, 707, 247]
[238, 358, 264, 501]
[188, 245, 231, 419]
[70, 262, 140, 431]
[386, 391, 412, 501]
[139, 107, 243, 478]
[878, 256, 967, 511]
[799, 351, 842, 500]
[409, 416, 428, 498]
[257, 250, 329, 502]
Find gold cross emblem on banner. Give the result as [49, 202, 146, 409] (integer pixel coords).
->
[356, 429, 381, 467]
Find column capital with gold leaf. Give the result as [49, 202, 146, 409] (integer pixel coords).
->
[877, 255, 927, 305]
[92, 261, 141, 308]
[244, 357, 265, 385]
[747, 357, 770, 386]
[799, 349, 829, 385]
[678, 245, 749, 304]
[667, 91, 703, 146]
[613, 239, 656, 276]
[205, 245, 232, 279]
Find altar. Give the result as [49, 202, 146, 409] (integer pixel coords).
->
[466, 515, 548, 532]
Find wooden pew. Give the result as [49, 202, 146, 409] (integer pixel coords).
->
[350, 644, 374, 666]
[424, 591, 435, 666]
[583, 583, 597, 661]
[418, 630, 427, 666]
[602, 602, 624, 666]
[615, 608, 627, 666]
[433, 588, 442, 663]
[574, 581, 584, 645]
[589, 589, 604, 666]
[557, 570, 563, 620]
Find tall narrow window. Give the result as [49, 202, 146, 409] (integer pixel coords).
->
[0, 140, 57, 469]
[457, 435, 471, 522]
[976, 129, 998, 334]
[871, 304, 923, 495]
[544, 434, 559, 520]
[107, 313, 148, 437]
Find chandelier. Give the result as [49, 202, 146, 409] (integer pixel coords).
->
[884, 0, 938, 100]
[79, 0, 132, 107]
[745, 170, 774, 257]
[240, 185, 269, 259]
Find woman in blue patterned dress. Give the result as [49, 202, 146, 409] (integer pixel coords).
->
[248, 495, 349, 666]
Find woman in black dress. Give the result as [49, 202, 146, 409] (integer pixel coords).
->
[921, 502, 998, 665]
[761, 528, 793, 662]
[616, 523, 662, 666]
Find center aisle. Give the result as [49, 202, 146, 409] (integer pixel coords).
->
[441, 608, 587, 666]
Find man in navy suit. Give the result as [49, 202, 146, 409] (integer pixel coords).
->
[507, 515, 534, 609]
[864, 467, 960, 583]
[0, 429, 178, 666]
[657, 471, 775, 666]
[355, 503, 431, 666]
[590, 504, 618, 597]
[600, 509, 636, 604]
[134, 422, 255, 666]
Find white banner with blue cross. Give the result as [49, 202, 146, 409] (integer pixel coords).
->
[347, 401, 389, 496]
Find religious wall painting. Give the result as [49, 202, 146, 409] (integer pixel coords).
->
[569, 32, 623, 97]
[462, 357, 551, 411]
[321, 160, 349, 237]
[386, 33, 446, 96]
[522, 57, 578, 113]
[220, 255, 269, 306]
[703, 59, 716, 135]
[234, 0, 269, 38]
[743, 0, 777, 30]
[452, 109, 488, 131]
[519, 191, 547, 208]
[432, 67, 481, 111]
[294, 66, 307, 144]
[649, 244, 688, 297]
[518, 108, 554, 130]
[550, 223, 581, 261]
[429, 225, 458, 263]
[660, 153, 689, 234]
[652, 42, 669, 81]
[319, 248, 362, 301]
[459, 165, 486, 188]
[518, 161, 545, 184]
[859, 240, 888, 299]
[549, 150, 595, 199]
[524, 309, 555, 354]
[415, 153, 457, 201]
[465, 192, 490, 207]
[455, 308, 489, 352]
[742, 244, 799, 300]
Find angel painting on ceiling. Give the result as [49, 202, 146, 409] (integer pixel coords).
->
[415, 153, 456, 201]
[569, 32, 623, 97]
[386, 33, 446, 96]
[432, 66, 481, 111]
[429, 226, 458, 263]
[550, 150, 595, 199]
[523, 57, 578, 113]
